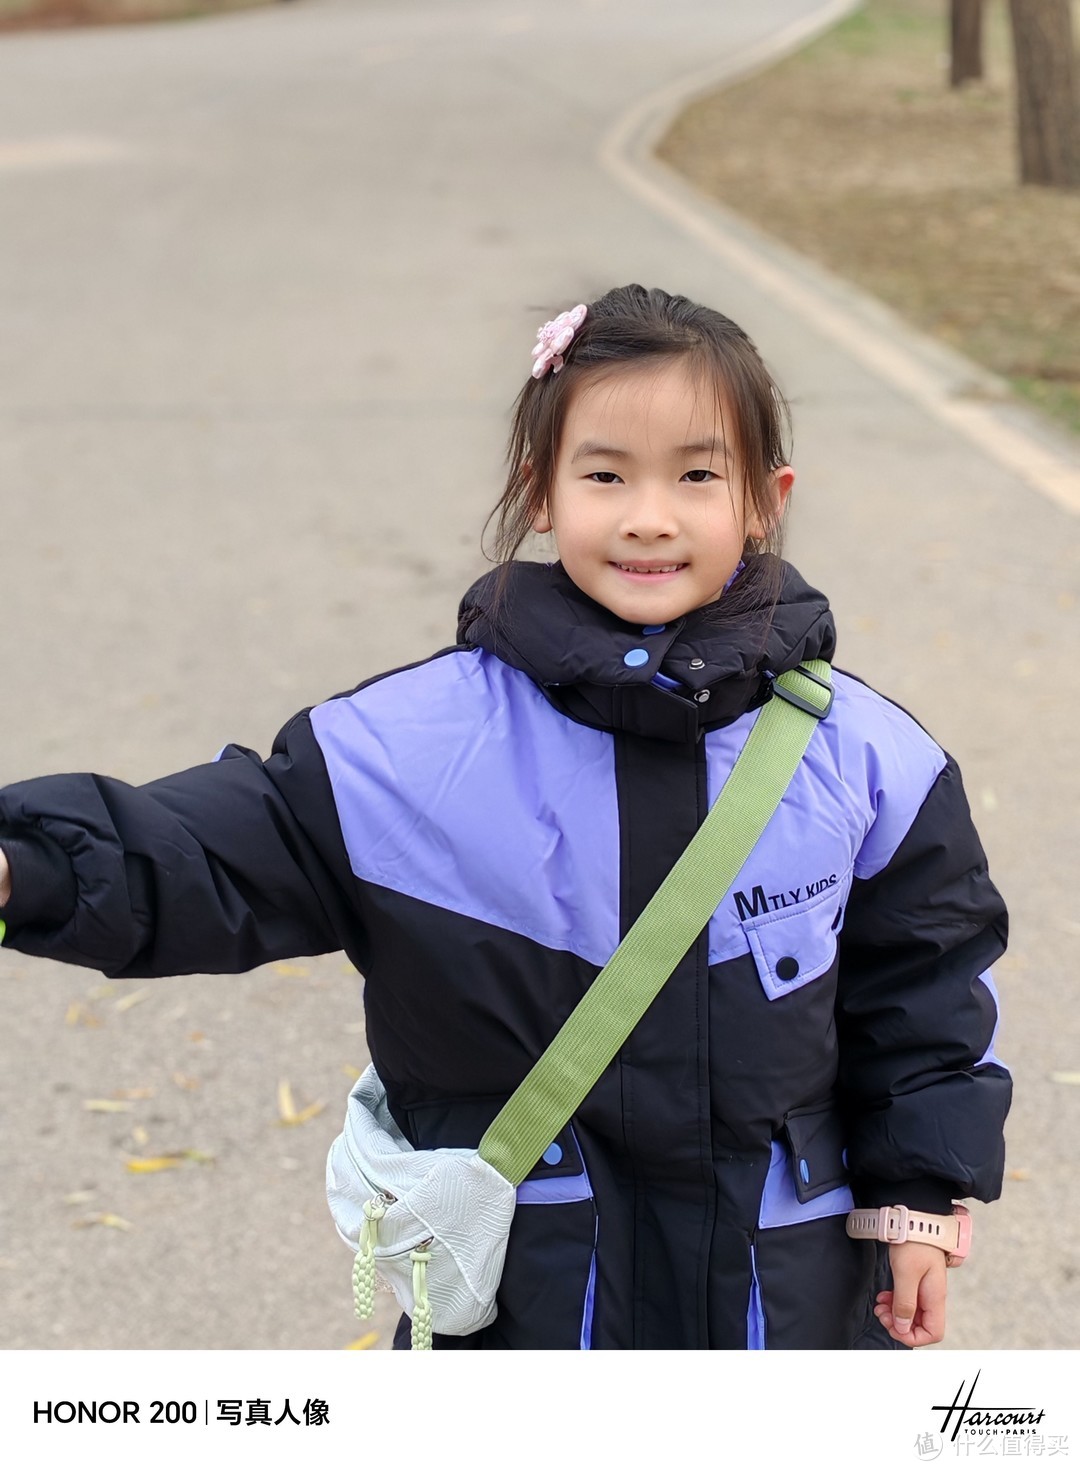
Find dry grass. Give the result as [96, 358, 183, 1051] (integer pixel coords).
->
[0, 0, 275, 29]
[656, 0, 1080, 436]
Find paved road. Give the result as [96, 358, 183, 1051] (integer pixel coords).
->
[0, 0, 1076, 1351]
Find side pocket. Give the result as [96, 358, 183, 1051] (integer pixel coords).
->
[758, 1139, 854, 1230]
[782, 1102, 850, 1204]
[758, 1100, 854, 1233]
[491, 1126, 598, 1350]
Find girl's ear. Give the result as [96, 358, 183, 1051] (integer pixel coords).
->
[745, 466, 794, 541]
[526, 469, 554, 535]
[532, 502, 553, 535]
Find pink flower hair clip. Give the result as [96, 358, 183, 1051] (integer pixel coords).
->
[530, 303, 588, 379]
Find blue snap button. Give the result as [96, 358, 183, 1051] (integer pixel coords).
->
[799, 1159, 810, 1184]
[542, 1142, 563, 1166]
[641, 624, 666, 635]
[623, 648, 649, 668]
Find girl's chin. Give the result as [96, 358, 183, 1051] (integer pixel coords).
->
[587, 570, 729, 622]
[599, 592, 711, 625]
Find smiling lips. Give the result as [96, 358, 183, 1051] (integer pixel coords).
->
[612, 562, 688, 576]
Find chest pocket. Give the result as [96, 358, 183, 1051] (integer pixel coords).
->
[741, 872, 851, 1002]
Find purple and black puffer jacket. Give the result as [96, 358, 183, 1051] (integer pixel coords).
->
[0, 557, 1010, 1349]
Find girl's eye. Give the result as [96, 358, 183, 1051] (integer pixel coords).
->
[683, 468, 718, 483]
[587, 471, 623, 484]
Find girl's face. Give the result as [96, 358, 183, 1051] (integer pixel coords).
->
[533, 358, 793, 626]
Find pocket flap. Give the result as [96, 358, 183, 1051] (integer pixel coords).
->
[741, 879, 845, 1001]
[782, 1103, 849, 1204]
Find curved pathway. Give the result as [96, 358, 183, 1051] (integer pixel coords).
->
[0, 0, 1075, 1351]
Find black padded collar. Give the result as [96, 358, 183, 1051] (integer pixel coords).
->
[457, 557, 836, 742]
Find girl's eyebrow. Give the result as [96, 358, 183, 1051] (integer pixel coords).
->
[571, 437, 731, 462]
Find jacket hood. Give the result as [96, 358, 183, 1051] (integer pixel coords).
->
[457, 557, 836, 742]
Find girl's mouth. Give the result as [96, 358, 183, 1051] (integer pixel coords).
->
[612, 562, 688, 579]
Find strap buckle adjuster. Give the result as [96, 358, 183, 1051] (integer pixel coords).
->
[765, 664, 834, 720]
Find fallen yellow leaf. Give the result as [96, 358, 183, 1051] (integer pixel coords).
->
[277, 1079, 298, 1122]
[1007, 1169, 1031, 1181]
[277, 1080, 324, 1127]
[63, 1190, 96, 1206]
[126, 1150, 215, 1174]
[115, 988, 150, 1013]
[83, 1099, 133, 1113]
[273, 963, 310, 978]
[1050, 1072, 1080, 1085]
[341, 1065, 362, 1081]
[65, 1002, 102, 1028]
[112, 1087, 154, 1100]
[72, 1213, 133, 1231]
[172, 1072, 201, 1091]
[88, 983, 117, 1002]
[345, 1332, 379, 1351]
[131, 1126, 150, 1147]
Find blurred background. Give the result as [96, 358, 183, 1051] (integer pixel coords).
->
[0, 0, 1077, 1350]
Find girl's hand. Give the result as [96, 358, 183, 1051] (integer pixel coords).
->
[874, 1242, 948, 1347]
[0, 848, 9, 908]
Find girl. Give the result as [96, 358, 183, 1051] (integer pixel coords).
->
[0, 285, 1009, 1351]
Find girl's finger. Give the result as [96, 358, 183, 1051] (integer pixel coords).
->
[874, 1293, 922, 1346]
[915, 1266, 948, 1344]
[875, 1291, 945, 1346]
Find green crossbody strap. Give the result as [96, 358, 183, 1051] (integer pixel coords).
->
[478, 660, 833, 1187]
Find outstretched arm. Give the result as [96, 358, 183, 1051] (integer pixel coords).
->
[0, 710, 359, 979]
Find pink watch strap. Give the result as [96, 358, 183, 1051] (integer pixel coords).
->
[845, 1204, 971, 1264]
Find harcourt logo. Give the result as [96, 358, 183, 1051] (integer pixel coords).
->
[913, 1370, 1068, 1460]
[932, 1371, 1045, 1441]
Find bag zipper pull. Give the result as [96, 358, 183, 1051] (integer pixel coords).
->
[410, 1240, 434, 1352]
[352, 1191, 395, 1321]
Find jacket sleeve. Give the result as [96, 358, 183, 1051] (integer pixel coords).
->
[835, 752, 1011, 1212]
[0, 710, 360, 980]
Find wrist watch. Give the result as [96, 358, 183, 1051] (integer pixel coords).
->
[845, 1203, 971, 1266]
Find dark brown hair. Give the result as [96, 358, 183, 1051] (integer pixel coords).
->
[485, 284, 793, 619]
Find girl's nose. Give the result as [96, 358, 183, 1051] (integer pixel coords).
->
[618, 487, 679, 540]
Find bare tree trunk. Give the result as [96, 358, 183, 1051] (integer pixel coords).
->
[1008, 0, 1080, 188]
[950, 0, 984, 87]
